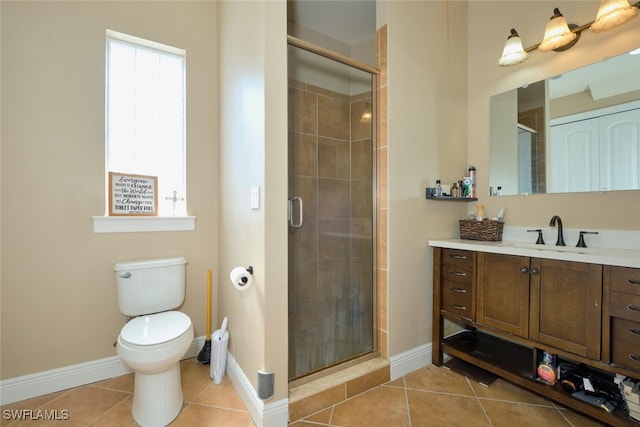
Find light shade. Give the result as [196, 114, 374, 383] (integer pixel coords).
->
[498, 29, 528, 66]
[538, 8, 577, 51]
[591, 0, 639, 32]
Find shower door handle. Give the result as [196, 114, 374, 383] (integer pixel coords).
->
[288, 196, 303, 228]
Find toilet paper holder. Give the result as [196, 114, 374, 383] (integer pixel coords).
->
[243, 266, 254, 283]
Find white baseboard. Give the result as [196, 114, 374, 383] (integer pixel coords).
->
[389, 342, 432, 380]
[225, 352, 288, 427]
[1, 335, 431, 427]
[0, 336, 206, 406]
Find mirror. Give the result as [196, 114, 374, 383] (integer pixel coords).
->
[490, 49, 640, 196]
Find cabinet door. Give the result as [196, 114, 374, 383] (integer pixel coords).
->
[477, 253, 530, 337]
[548, 118, 600, 192]
[529, 259, 602, 359]
[599, 108, 640, 191]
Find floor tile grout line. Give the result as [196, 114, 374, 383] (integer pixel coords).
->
[184, 401, 251, 413]
[85, 393, 131, 427]
[403, 386, 484, 399]
[402, 375, 412, 427]
[87, 383, 133, 395]
[467, 376, 494, 427]
[327, 403, 335, 426]
[550, 400, 578, 427]
[474, 396, 560, 408]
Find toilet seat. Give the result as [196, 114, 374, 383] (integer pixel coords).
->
[120, 311, 191, 346]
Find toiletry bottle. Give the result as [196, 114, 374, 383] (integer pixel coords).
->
[475, 203, 485, 221]
[435, 180, 442, 197]
[451, 182, 458, 198]
[468, 166, 476, 198]
[496, 186, 502, 196]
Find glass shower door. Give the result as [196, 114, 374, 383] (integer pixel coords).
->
[288, 44, 375, 380]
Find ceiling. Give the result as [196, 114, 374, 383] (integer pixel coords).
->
[288, 0, 376, 45]
[550, 50, 640, 100]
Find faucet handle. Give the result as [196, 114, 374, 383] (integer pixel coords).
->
[576, 231, 599, 248]
[527, 229, 545, 245]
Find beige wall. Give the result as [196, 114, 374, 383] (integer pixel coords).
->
[382, 1, 469, 357]
[1, 1, 218, 379]
[468, 1, 640, 230]
[217, 0, 289, 401]
[3, 0, 639, 406]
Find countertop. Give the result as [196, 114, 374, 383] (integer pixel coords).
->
[429, 239, 640, 268]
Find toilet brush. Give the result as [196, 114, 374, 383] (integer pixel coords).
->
[197, 269, 212, 364]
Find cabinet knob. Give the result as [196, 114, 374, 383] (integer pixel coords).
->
[448, 286, 467, 293]
[519, 267, 529, 274]
[630, 328, 640, 335]
[628, 278, 640, 286]
[448, 303, 466, 311]
[627, 304, 640, 312]
[530, 268, 539, 275]
[630, 354, 640, 362]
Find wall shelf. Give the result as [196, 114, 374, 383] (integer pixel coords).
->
[426, 195, 477, 202]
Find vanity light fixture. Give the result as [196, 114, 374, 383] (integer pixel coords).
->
[591, 0, 639, 32]
[538, 8, 578, 51]
[497, 29, 528, 67]
[498, 1, 640, 67]
[360, 101, 372, 123]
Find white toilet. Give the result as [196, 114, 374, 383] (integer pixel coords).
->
[115, 257, 194, 427]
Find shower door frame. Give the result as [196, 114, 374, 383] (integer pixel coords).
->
[287, 35, 381, 382]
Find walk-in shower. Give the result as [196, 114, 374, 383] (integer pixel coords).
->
[287, 37, 377, 381]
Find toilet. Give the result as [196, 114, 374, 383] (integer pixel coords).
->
[115, 257, 194, 427]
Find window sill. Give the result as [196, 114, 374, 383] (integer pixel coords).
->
[92, 216, 195, 233]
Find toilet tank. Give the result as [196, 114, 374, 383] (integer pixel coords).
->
[115, 257, 187, 317]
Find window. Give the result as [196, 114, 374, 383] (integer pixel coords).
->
[106, 30, 186, 217]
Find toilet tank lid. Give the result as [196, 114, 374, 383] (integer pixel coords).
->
[114, 256, 187, 271]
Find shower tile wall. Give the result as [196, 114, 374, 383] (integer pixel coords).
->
[288, 80, 374, 379]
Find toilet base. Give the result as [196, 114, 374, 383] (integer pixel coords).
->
[132, 362, 183, 426]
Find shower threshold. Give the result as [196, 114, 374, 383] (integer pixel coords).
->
[288, 353, 389, 421]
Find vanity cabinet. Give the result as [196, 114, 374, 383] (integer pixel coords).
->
[432, 245, 639, 427]
[603, 266, 640, 375]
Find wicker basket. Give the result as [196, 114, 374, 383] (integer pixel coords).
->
[459, 219, 504, 241]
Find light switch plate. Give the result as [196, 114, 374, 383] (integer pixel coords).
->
[250, 186, 260, 210]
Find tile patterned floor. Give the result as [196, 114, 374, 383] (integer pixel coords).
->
[1, 359, 606, 426]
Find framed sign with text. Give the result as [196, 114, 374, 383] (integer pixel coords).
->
[109, 172, 158, 216]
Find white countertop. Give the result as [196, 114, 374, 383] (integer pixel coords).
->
[429, 239, 640, 268]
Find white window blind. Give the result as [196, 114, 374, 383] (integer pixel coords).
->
[106, 30, 186, 217]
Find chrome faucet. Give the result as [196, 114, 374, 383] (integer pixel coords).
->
[549, 215, 566, 246]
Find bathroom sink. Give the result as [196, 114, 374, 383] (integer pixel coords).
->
[499, 241, 598, 255]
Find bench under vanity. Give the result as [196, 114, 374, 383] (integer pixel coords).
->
[430, 237, 640, 426]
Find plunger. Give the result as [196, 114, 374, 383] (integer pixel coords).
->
[197, 269, 212, 364]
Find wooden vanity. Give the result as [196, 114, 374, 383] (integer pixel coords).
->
[430, 239, 640, 426]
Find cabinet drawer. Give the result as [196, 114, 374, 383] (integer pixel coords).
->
[441, 283, 473, 319]
[612, 339, 640, 372]
[610, 292, 640, 323]
[608, 266, 640, 296]
[442, 293, 473, 319]
[442, 249, 473, 270]
[442, 264, 473, 284]
[612, 317, 640, 345]
[441, 280, 472, 302]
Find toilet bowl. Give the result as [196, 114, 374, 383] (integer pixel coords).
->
[114, 257, 193, 427]
[117, 311, 194, 426]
